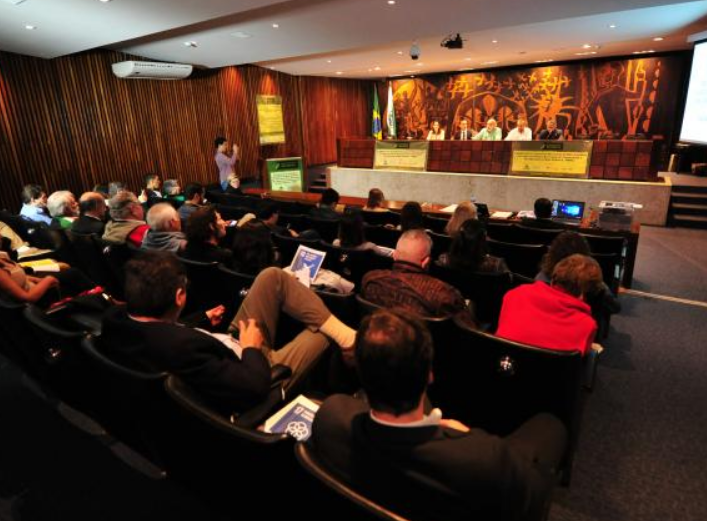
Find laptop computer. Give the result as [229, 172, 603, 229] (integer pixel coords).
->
[551, 200, 585, 225]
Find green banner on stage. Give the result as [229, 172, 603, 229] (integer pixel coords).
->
[373, 140, 429, 171]
[266, 157, 304, 192]
[257, 95, 286, 145]
[510, 141, 593, 178]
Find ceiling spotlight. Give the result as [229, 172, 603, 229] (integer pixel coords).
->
[582, 43, 593, 49]
[397, 51, 403, 55]
[410, 41, 421, 60]
[482, 60, 498, 65]
[335, 71, 343, 75]
[653, 37, 664, 41]
[272, 23, 279, 28]
[184, 41, 197, 47]
[98, 0, 112, 3]
[374, 66, 381, 71]
[608, 24, 617, 29]
[632, 50, 655, 54]
[24, 24, 36, 30]
[387, 0, 396, 4]
[535, 59, 554, 63]
[491, 39, 498, 44]
[575, 51, 597, 56]
[326, 59, 332, 63]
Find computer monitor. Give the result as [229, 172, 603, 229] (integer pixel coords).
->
[551, 200, 585, 220]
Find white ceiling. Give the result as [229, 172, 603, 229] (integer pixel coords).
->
[1, 0, 706, 78]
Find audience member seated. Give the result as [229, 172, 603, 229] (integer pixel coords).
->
[398, 201, 425, 232]
[438, 219, 509, 274]
[141, 203, 187, 253]
[0, 221, 27, 252]
[311, 309, 566, 521]
[224, 173, 243, 195]
[102, 191, 150, 247]
[92, 183, 110, 199]
[362, 188, 387, 212]
[19, 184, 52, 226]
[426, 120, 445, 141]
[504, 117, 533, 141]
[107, 181, 126, 201]
[162, 179, 185, 207]
[178, 183, 206, 224]
[333, 212, 393, 257]
[231, 222, 278, 275]
[536, 231, 620, 314]
[473, 118, 502, 141]
[182, 206, 233, 265]
[71, 192, 107, 236]
[138, 173, 162, 206]
[257, 201, 296, 237]
[496, 254, 602, 354]
[309, 188, 340, 221]
[101, 252, 357, 411]
[521, 198, 564, 229]
[537, 118, 563, 141]
[47, 190, 79, 230]
[444, 201, 477, 236]
[0, 250, 93, 305]
[361, 229, 476, 327]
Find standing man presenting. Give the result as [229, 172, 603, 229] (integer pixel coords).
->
[214, 137, 240, 191]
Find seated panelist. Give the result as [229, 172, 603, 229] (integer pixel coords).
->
[505, 117, 533, 141]
[426, 120, 445, 141]
[537, 119, 563, 141]
[473, 118, 502, 141]
[453, 118, 475, 141]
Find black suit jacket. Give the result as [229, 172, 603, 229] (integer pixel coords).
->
[71, 215, 106, 236]
[537, 129, 563, 140]
[311, 394, 565, 521]
[453, 130, 473, 141]
[101, 306, 271, 414]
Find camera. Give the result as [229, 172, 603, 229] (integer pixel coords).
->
[410, 42, 421, 60]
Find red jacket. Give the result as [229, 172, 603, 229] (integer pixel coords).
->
[496, 281, 596, 355]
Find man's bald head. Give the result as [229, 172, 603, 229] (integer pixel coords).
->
[394, 229, 432, 269]
[79, 191, 107, 218]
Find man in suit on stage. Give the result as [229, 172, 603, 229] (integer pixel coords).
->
[452, 118, 474, 140]
[537, 119, 563, 140]
[311, 309, 567, 521]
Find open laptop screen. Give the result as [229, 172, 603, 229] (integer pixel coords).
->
[552, 200, 585, 220]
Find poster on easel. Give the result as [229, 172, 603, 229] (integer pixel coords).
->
[266, 157, 304, 192]
[256, 95, 286, 145]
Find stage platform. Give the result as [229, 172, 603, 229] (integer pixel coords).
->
[330, 166, 672, 226]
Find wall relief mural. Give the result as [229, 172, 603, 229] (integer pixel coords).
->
[391, 56, 685, 142]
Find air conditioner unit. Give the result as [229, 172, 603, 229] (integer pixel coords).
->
[111, 61, 193, 80]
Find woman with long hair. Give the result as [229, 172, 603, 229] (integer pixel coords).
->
[444, 201, 478, 236]
[440, 219, 508, 273]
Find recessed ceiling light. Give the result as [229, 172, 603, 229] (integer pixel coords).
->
[482, 60, 498, 65]
[653, 37, 664, 42]
[374, 66, 381, 71]
[410, 75, 416, 78]
[230, 31, 252, 38]
[535, 59, 554, 63]
[404, 70, 416, 73]
[184, 41, 197, 48]
[98, 0, 112, 3]
[24, 24, 36, 30]
[272, 23, 279, 28]
[608, 24, 617, 29]
[632, 50, 655, 54]
[326, 59, 332, 63]
[575, 51, 597, 56]
[464, 58, 472, 61]
[491, 40, 498, 44]
[416, 62, 424, 66]
[387, 0, 396, 4]
[397, 51, 404, 55]
[335, 71, 343, 75]
[582, 43, 593, 49]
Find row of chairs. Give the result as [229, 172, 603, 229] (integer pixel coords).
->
[0, 283, 588, 519]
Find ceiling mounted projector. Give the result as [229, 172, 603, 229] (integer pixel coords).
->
[441, 33, 464, 50]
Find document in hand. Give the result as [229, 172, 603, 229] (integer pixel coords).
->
[264, 394, 320, 441]
[289, 245, 326, 287]
[19, 258, 61, 272]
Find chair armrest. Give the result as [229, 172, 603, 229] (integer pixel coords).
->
[271, 364, 292, 387]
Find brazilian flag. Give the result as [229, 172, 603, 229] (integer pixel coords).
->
[372, 87, 382, 140]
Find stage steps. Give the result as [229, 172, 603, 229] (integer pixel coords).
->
[669, 184, 707, 229]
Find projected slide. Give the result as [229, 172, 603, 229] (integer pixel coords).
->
[680, 40, 707, 145]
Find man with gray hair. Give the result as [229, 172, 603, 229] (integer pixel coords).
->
[47, 190, 79, 230]
[141, 203, 187, 252]
[103, 191, 149, 247]
[361, 229, 476, 327]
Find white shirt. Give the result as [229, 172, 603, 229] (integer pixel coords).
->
[505, 127, 533, 141]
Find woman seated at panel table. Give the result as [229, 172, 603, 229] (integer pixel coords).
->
[332, 212, 393, 257]
[438, 219, 509, 274]
[426, 120, 446, 141]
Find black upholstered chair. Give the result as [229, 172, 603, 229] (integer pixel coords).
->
[272, 233, 321, 266]
[487, 238, 546, 278]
